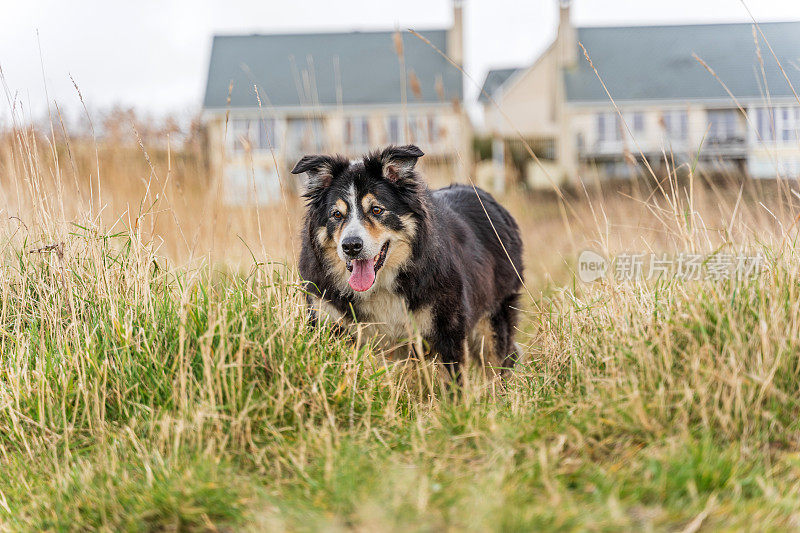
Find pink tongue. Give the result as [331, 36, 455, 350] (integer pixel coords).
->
[349, 258, 376, 292]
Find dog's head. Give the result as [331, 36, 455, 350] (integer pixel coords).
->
[292, 145, 426, 294]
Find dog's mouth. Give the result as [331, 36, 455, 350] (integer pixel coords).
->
[346, 241, 389, 292]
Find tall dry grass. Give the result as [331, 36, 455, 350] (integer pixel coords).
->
[2, 104, 800, 530]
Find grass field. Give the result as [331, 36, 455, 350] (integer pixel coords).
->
[2, 122, 800, 531]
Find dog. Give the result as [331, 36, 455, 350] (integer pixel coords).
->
[291, 144, 523, 375]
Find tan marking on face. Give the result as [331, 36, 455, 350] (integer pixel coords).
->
[360, 194, 393, 256]
[332, 219, 345, 245]
[315, 226, 328, 246]
[398, 214, 418, 240]
[381, 239, 411, 273]
[363, 217, 389, 245]
[334, 198, 348, 216]
[361, 193, 378, 213]
[375, 214, 417, 277]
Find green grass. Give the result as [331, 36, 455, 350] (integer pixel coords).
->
[2, 223, 800, 532]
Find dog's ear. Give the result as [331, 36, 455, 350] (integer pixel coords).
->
[291, 155, 336, 195]
[380, 145, 424, 183]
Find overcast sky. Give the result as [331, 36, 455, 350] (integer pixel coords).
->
[1, 0, 799, 124]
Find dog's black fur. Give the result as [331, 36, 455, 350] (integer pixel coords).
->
[292, 145, 523, 374]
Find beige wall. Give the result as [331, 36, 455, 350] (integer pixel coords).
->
[749, 145, 800, 178]
[204, 104, 473, 204]
[571, 102, 800, 180]
[483, 13, 800, 184]
[208, 106, 467, 157]
[483, 45, 560, 139]
[571, 104, 742, 157]
[747, 103, 800, 178]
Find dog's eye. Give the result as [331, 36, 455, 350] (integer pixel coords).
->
[371, 206, 384, 216]
[332, 210, 343, 220]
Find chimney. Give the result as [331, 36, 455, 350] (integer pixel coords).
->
[557, 0, 577, 69]
[448, 0, 464, 66]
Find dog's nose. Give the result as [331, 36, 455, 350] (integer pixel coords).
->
[341, 236, 363, 257]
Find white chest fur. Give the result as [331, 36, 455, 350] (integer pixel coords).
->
[356, 288, 432, 343]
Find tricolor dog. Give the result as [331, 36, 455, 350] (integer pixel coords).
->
[292, 145, 523, 374]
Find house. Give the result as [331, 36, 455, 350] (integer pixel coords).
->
[202, 1, 470, 204]
[481, 1, 800, 188]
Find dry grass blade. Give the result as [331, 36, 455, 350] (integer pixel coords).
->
[2, 20, 800, 531]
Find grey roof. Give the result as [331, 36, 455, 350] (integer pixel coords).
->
[565, 21, 800, 103]
[478, 67, 520, 103]
[203, 29, 462, 109]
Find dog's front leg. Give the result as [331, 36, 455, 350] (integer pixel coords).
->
[306, 293, 351, 337]
[430, 312, 467, 379]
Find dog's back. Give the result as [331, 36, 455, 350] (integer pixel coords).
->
[431, 184, 524, 366]
[432, 184, 523, 295]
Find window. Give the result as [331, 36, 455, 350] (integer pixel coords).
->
[662, 110, 688, 141]
[597, 113, 606, 141]
[632, 112, 645, 133]
[781, 108, 791, 142]
[755, 107, 775, 142]
[230, 118, 279, 152]
[596, 112, 622, 143]
[386, 116, 401, 144]
[286, 118, 325, 153]
[230, 119, 251, 153]
[427, 115, 439, 143]
[345, 116, 370, 147]
[257, 118, 279, 150]
[385, 115, 439, 145]
[707, 109, 741, 142]
[753, 105, 800, 144]
[408, 116, 423, 144]
[596, 111, 643, 143]
[780, 107, 800, 143]
[789, 107, 800, 142]
[408, 115, 438, 144]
